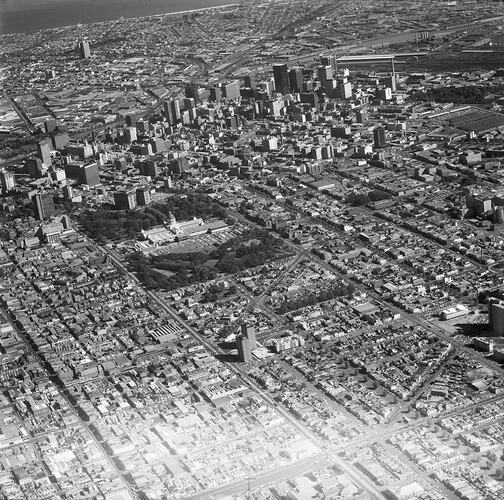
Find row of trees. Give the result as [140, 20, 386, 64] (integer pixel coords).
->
[156, 193, 226, 221]
[277, 283, 356, 313]
[409, 85, 497, 104]
[346, 189, 393, 207]
[80, 208, 164, 243]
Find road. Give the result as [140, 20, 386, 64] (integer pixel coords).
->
[186, 456, 329, 500]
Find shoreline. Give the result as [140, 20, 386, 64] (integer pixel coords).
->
[0, 2, 240, 37]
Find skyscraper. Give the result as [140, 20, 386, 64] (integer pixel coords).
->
[0, 170, 15, 194]
[37, 139, 53, 167]
[237, 336, 252, 362]
[241, 324, 257, 350]
[114, 191, 137, 210]
[339, 80, 352, 100]
[79, 40, 91, 59]
[81, 163, 100, 187]
[223, 81, 241, 100]
[244, 73, 256, 89]
[489, 299, 504, 336]
[209, 85, 223, 102]
[273, 64, 290, 94]
[373, 126, 386, 148]
[136, 187, 151, 206]
[124, 126, 138, 144]
[320, 55, 335, 68]
[26, 158, 44, 179]
[164, 99, 181, 125]
[317, 65, 333, 85]
[288, 68, 303, 93]
[32, 192, 56, 220]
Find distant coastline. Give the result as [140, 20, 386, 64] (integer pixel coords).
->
[0, 0, 239, 35]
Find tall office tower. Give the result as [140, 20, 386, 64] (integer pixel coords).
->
[26, 158, 44, 179]
[37, 139, 53, 167]
[32, 192, 56, 220]
[79, 40, 91, 59]
[356, 108, 367, 124]
[320, 55, 334, 68]
[223, 81, 241, 100]
[44, 119, 57, 134]
[273, 63, 290, 94]
[288, 68, 303, 93]
[373, 126, 386, 148]
[183, 97, 196, 110]
[139, 159, 161, 177]
[124, 126, 138, 144]
[81, 163, 100, 187]
[163, 99, 181, 125]
[241, 324, 257, 350]
[114, 158, 127, 171]
[52, 132, 70, 150]
[489, 299, 504, 336]
[244, 73, 256, 89]
[384, 75, 397, 92]
[339, 80, 352, 100]
[185, 83, 199, 100]
[300, 92, 319, 109]
[136, 187, 151, 206]
[62, 185, 74, 201]
[210, 85, 223, 102]
[0, 170, 15, 194]
[136, 119, 147, 134]
[237, 336, 252, 362]
[113, 191, 137, 210]
[317, 65, 333, 85]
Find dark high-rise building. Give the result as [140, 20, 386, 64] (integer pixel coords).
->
[244, 73, 256, 89]
[185, 83, 199, 100]
[114, 158, 127, 171]
[163, 99, 181, 126]
[183, 98, 196, 110]
[373, 126, 386, 148]
[320, 55, 334, 68]
[225, 115, 239, 130]
[237, 336, 252, 362]
[273, 64, 290, 94]
[114, 191, 137, 210]
[317, 65, 333, 85]
[44, 119, 57, 134]
[32, 192, 56, 220]
[288, 68, 303, 93]
[136, 187, 151, 206]
[300, 93, 319, 109]
[171, 158, 188, 175]
[26, 158, 44, 179]
[64, 162, 99, 186]
[79, 40, 91, 59]
[139, 159, 161, 178]
[210, 85, 223, 102]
